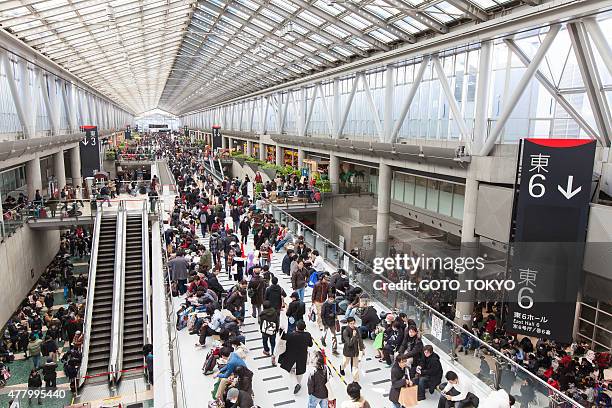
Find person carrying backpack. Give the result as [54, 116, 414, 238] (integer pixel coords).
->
[259, 301, 279, 365]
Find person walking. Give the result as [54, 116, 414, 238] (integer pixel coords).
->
[321, 292, 339, 355]
[291, 258, 309, 302]
[340, 317, 364, 383]
[279, 320, 313, 394]
[286, 292, 305, 334]
[307, 351, 330, 408]
[248, 268, 266, 318]
[341, 382, 371, 408]
[312, 274, 330, 331]
[259, 301, 279, 365]
[265, 276, 287, 312]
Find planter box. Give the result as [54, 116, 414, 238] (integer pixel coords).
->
[235, 157, 246, 166]
[246, 162, 259, 173]
[262, 168, 277, 180]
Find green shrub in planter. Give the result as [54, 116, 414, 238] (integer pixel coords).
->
[255, 183, 264, 193]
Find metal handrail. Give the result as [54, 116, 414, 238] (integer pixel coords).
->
[78, 205, 102, 388]
[109, 202, 126, 385]
[142, 199, 152, 346]
[266, 200, 586, 408]
[156, 200, 187, 407]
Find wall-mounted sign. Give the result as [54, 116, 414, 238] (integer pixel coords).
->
[79, 125, 100, 179]
[507, 139, 595, 343]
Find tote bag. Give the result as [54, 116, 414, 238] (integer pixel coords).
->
[398, 385, 418, 407]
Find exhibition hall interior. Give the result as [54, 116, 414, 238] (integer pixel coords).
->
[0, 0, 611, 407]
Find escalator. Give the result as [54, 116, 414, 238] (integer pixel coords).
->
[121, 215, 145, 375]
[87, 216, 118, 380]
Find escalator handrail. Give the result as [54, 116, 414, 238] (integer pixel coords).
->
[109, 202, 126, 385]
[78, 205, 103, 388]
[142, 199, 152, 346]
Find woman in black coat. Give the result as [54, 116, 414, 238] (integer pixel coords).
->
[307, 351, 329, 403]
[279, 321, 313, 394]
[389, 354, 411, 406]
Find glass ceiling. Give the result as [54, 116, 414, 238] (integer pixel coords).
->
[0, 0, 523, 115]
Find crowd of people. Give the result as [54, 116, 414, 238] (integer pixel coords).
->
[1, 229, 89, 403]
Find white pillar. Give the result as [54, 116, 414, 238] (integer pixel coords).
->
[375, 161, 392, 257]
[455, 168, 480, 326]
[26, 155, 42, 199]
[70, 146, 82, 187]
[275, 145, 283, 167]
[328, 153, 340, 194]
[246, 141, 253, 157]
[221, 136, 227, 149]
[384, 65, 395, 142]
[228, 137, 234, 151]
[297, 148, 305, 168]
[259, 142, 266, 161]
[472, 40, 493, 153]
[54, 150, 66, 190]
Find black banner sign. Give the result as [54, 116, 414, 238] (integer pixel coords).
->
[507, 139, 596, 343]
[79, 126, 100, 179]
[212, 125, 222, 151]
[184, 125, 188, 137]
[125, 125, 131, 140]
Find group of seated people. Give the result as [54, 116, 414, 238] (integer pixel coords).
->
[1, 230, 88, 397]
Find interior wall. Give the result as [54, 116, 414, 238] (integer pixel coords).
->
[0, 226, 60, 325]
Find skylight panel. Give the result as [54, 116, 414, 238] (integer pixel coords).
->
[260, 8, 284, 24]
[348, 37, 372, 49]
[341, 14, 370, 30]
[365, 5, 395, 19]
[285, 47, 305, 58]
[227, 6, 251, 20]
[323, 25, 350, 39]
[297, 41, 317, 53]
[236, 0, 260, 11]
[369, 29, 398, 43]
[331, 46, 355, 57]
[33, 0, 68, 11]
[391, 19, 420, 34]
[469, 0, 502, 8]
[297, 10, 325, 26]
[402, 16, 427, 31]
[270, 0, 299, 13]
[312, 0, 343, 16]
[251, 17, 274, 31]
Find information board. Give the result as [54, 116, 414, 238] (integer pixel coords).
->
[79, 125, 100, 179]
[507, 139, 595, 343]
[212, 125, 222, 151]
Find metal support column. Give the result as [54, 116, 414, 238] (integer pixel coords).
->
[26, 155, 43, 199]
[473, 40, 493, 153]
[375, 161, 392, 258]
[329, 154, 340, 194]
[297, 149, 305, 169]
[53, 150, 66, 190]
[70, 146, 82, 187]
[275, 145, 283, 167]
[246, 140, 253, 157]
[384, 65, 395, 143]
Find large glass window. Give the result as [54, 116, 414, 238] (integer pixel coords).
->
[426, 179, 439, 211]
[404, 175, 415, 205]
[452, 184, 465, 220]
[393, 174, 405, 202]
[439, 182, 454, 216]
[414, 177, 427, 208]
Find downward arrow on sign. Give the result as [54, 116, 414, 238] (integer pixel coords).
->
[558, 175, 582, 199]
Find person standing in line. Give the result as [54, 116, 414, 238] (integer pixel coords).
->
[168, 249, 189, 295]
[27, 369, 42, 405]
[239, 216, 250, 244]
[27, 335, 42, 369]
[279, 320, 313, 395]
[340, 317, 364, 383]
[42, 357, 58, 388]
[286, 292, 305, 334]
[265, 276, 287, 312]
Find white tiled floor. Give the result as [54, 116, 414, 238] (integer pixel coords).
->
[171, 221, 449, 408]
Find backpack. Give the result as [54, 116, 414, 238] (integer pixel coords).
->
[202, 352, 218, 375]
[261, 320, 277, 336]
